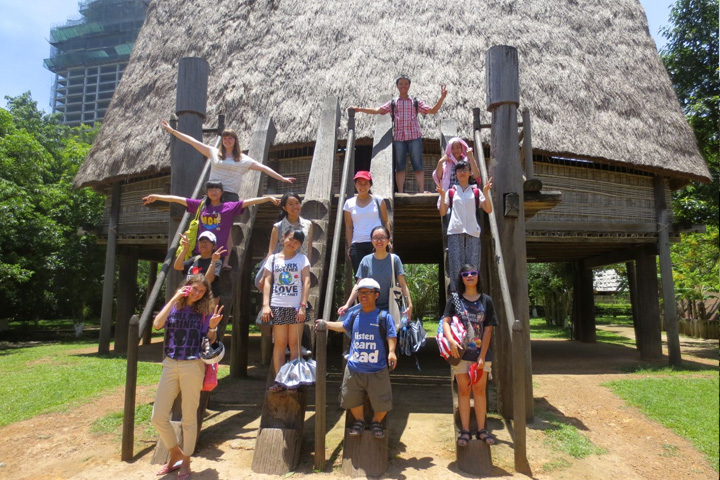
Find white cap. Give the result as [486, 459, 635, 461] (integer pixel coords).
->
[357, 278, 381, 291]
[198, 231, 217, 244]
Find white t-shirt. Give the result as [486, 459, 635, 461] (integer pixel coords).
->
[264, 252, 310, 308]
[208, 146, 257, 194]
[343, 196, 383, 244]
[444, 184, 485, 237]
[273, 217, 313, 257]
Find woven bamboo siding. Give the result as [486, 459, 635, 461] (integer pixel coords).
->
[261, 154, 343, 195]
[100, 177, 170, 241]
[527, 159, 673, 230]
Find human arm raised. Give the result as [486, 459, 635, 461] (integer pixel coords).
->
[205, 304, 224, 343]
[152, 285, 187, 330]
[161, 119, 213, 158]
[466, 149, 481, 181]
[436, 186, 449, 217]
[173, 234, 190, 271]
[249, 162, 296, 183]
[142, 194, 188, 207]
[480, 176, 493, 214]
[424, 84, 448, 115]
[205, 246, 226, 284]
[241, 195, 281, 208]
[347, 106, 384, 115]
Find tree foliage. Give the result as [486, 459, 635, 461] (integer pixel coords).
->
[527, 263, 574, 327]
[0, 93, 105, 321]
[404, 264, 440, 321]
[660, 0, 719, 226]
[671, 226, 719, 320]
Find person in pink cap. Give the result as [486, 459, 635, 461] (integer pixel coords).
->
[343, 171, 391, 274]
[432, 137, 480, 209]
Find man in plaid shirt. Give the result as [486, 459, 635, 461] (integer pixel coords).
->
[350, 75, 448, 193]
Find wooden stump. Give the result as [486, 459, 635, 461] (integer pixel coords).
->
[341, 395, 388, 478]
[451, 377, 493, 475]
[252, 388, 307, 474]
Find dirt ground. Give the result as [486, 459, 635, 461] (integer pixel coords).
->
[0, 325, 717, 480]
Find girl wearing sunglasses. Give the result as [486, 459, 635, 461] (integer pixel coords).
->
[441, 264, 498, 447]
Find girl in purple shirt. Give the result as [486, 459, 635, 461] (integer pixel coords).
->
[151, 274, 223, 479]
[142, 180, 280, 258]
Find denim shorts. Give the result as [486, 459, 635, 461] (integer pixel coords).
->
[394, 138, 423, 172]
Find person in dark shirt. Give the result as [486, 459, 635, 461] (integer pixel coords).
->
[174, 231, 225, 299]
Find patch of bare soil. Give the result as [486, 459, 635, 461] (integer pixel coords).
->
[0, 329, 716, 480]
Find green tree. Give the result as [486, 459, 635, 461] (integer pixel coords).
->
[527, 263, 573, 327]
[404, 264, 440, 321]
[660, 0, 719, 226]
[671, 226, 719, 320]
[0, 93, 104, 321]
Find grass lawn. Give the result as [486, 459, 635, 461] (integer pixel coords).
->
[606, 372, 719, 471]
[0, 341, 162, 427]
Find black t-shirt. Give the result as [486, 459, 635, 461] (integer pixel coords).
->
[443, 293, 498, 358]
[182, 256, 222, 296]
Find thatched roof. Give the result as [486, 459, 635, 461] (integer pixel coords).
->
[74, 0, 711, 189]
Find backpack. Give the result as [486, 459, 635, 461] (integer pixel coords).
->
[390, 97, 419, 122]
[448, 185, 480, 210]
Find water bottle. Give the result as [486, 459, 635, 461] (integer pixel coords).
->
[400, 314, 408, 330]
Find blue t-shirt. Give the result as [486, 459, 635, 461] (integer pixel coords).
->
[356, 254, 404, 310]
[163, 306, 208, 360]
[342, 308, 397, 373]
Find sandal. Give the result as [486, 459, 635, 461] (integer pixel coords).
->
[268, 382, 286, 392]
[156, 460, 181, 475]
[349, 420, 365, 436]
[370, 421, 385, 439]
[477, 429, 496, 445]
[456, 430, 471, 447]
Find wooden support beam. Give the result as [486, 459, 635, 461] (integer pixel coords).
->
[439, 119, 457, 295]
[582, 246, 652, 269]
[626, 261, 642, 353]
[99, 181, 120, 354]
[142, 261, 157, 345]
[229, 116, 277, 378]
[167, 57, 209, 301]
[654, 177, 681, 366]
[341, 397, 388, 477]
[114, 248, 139, 354]
[485, 45, 533, 422]
[252, 389, 308, 474]
[634, 247, 663, 360]
[572, 261, 596, 343]
[370, 95, 394, 231]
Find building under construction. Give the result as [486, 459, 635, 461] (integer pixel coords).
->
[44, 0, 148, 126]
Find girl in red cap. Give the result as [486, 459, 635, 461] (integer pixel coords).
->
[343, 171, 391, 274]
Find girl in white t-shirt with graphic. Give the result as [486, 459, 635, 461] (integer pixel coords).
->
[343, 170, 391, 275]
[161, 120, 295, 201]
[261, 228, 311, 391]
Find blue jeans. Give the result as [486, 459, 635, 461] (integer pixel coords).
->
[394, 137, 423, 172]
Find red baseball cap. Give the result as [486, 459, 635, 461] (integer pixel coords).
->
[353, 171, 372, 182]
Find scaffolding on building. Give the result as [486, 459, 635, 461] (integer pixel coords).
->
[44, 0, 148, 126]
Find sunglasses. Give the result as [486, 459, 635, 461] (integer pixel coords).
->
[461, 270, 479, 278]
[371, 236, 389, 242]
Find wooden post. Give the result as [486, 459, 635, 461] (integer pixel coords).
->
[370, 95, 394, 231]
[303, 96, 341, 327]
[511, 320, 531, 474]
[99, 181, 121, 354]
[520, 108, 542, 192]
[654, 177, 681, 366]
[341, 396, 388, 478]
[142, 261, 158, 345]
[314, 320, 328, 470]
[121, 315, 139, 461]
[314, 108, 357, 471]
[626, 260, 641, 352]
[485, 45, 533, 420]
[236, 258, 251, 375]
[573, 262, 596, 343]
[228, 116, 276, 377]
[115, 249, 139, 354]
[439, 119, 457, 295]
[635, 247, 663, 360]
[168, 57, 209, 301]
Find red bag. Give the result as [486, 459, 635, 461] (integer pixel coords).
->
[202, 363, 218, 391]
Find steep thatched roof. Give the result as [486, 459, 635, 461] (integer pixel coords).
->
[74, 0, 711, 189]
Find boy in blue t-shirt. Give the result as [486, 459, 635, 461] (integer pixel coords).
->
[320, 278, 397, 438]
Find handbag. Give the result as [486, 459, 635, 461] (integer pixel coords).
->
[274, 321, 316, 388]
[200, 314, 219, 391]
[387, 254, 405, 328]
[176, 198, 205, 261]
[202, 363, 218, 391]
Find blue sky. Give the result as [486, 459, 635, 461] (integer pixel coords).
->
[0, 0, 674, 113]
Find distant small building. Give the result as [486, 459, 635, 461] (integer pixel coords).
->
[44, 0, 148, 126]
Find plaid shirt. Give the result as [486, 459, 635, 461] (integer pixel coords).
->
[378, 97, 431, 141]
